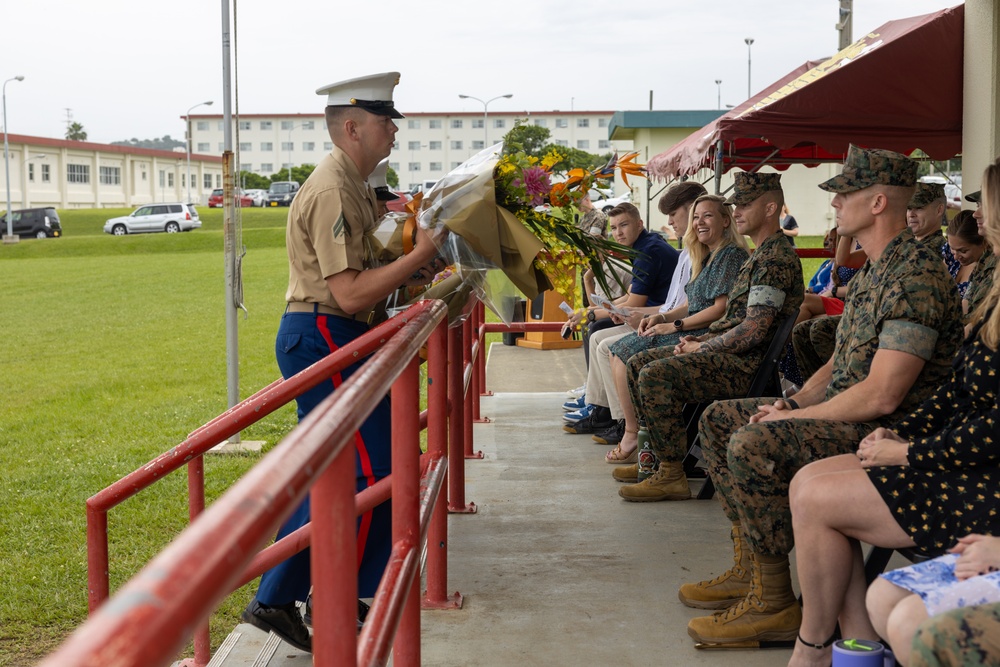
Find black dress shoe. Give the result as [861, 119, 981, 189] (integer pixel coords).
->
[562, 411, 614, 435]
[242, 599, 312, 653]
[303, 594, 371, 632]
[592, 419, 625, 445]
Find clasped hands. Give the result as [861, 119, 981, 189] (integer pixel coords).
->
[855, 427, 910, 468]
[950, 534, 1000, 579]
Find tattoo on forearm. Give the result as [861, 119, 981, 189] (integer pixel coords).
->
[698, 305, 777, 354]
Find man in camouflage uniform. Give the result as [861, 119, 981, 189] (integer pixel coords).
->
[907, 182, 947, 254]
[963, 190, 996, 320]
[681, 146, 963, 647]
[612, 172, 803, 501]
[792, 314, 840, 381]
[910, 603, 1000, 667]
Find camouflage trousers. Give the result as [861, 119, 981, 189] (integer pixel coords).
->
[911, 603, 1000, 667]
[699, 397, 877, 556]
[625, 346, 760, 461]
[792, 315, 840, 381]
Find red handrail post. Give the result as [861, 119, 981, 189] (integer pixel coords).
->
[477, 301, 491, 398]
[311, 436, 359, 665]
[187, 458, 210, 667]
[423, 319, 463, 608]
[448, 323, 476, 514]
[391, 358, 421, 666]
[461, 316, 483, 460]
[472, 302, 491, 424]
[86, 505, 109, 613]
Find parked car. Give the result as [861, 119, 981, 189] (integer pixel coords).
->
[588, 188, 632, 212]
[245, 189, 268, 207]
[3, 207, 62, 238]
[385, 191, 412, 214]
[103, 203, 201, 235]
[267, 181, 300, 207]
[208, 188, 254, 208]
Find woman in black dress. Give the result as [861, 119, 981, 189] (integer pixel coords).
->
[785, 157, 1000, 667]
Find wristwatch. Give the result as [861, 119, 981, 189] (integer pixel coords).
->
[587, 310, 597, 323]
[674, 319, 684, 331]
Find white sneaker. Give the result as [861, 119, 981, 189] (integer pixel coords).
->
[566, 384, 586, 398]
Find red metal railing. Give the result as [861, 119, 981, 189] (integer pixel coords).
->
[49, 298, 461, 667]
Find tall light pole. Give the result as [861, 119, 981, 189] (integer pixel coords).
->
[715, 80, 722, 110]
[458, 93, 512, 147]
[3, 75, 25, 243]
[21, 153, 45, 208]
[286, 122, 300, 181]
[744, 38, 755, 100]
[185, 100, 213, 203]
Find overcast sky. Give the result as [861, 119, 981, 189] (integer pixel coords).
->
[1, 0, 959, 145]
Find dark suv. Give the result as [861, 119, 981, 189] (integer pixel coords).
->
[4, 207, 62, 238]
[267, 181, 300, 207]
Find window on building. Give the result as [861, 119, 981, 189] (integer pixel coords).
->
[599, 118, 609, 128]
[260, 163, 273, 173]
[534, 119, 547, 127]
[408, 141, 421, 150]
[577, 140, 590, 149]
[494, 119, 505, 129]
[260, 121, 272, 130]
[429, 162, 442, 171]
[472, 140, 485, 149]
[204, 174, 212, 189]
[323, 142, 333, 151]
[429, 141, 442, 150]
[451, 140, 463, 150]
[100, 166, 121, 185]
[196, 121, 209, 131]
[577, 118, 590, 128]
[197, 142, 210, 152]
[281, 142, 293, 151]
[216, 174, 221, 187]
[159, 170, 165, 187]
[555, 118, 568, 128]
[451, 119, 463, 129]
[451, 162, 461, 169]
[27, 164, 34, 182]
[472, 119, 484, 129]
[181, 173, 186, 188]
[302, 120, 315, 130]
[555, 139, 569, 147]
[239, 121, 251, 131]
[392, 141, 400, 150]
[429, 119, 442, 129]
[168, 173, 174, 187]
[239, 142, 252, 151]
[389, 162, 400, 171]
[281, 120, 293, 130]
[217, 121, 224, 131]
[217, 142, 225, 151]
[408, 119, 421, 129]
[67, 164, 90, 184]
[409, 162, 421, 171]
[42, 164, 50, 183]
[598, 140, 610, 149]
[303, 142, 315, 151]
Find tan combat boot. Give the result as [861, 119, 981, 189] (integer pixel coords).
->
[678, 524, 750, 609]
[612, 463, 638, 483]
[618, 461, 691, 502]
[686, 553, 801, 644]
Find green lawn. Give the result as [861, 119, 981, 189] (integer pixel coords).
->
[0, 207, 827, 665]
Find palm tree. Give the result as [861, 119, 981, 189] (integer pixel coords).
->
[65, 122, 88, 141]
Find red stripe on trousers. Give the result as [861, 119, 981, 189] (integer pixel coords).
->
[316, 315, 377, 570]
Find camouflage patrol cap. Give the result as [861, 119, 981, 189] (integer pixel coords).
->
[965, 190, 981, 203]
[908, 182, 946, 209]
[818, 145, 918, 193]
[724, 172, 783, 206]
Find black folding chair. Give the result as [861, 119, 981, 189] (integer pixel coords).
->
[682, 313, 799, 499]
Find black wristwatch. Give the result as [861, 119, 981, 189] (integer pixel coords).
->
[587, 310, 597, 323]
[674, 319, 684, 331]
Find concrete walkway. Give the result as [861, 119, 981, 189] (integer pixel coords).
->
[419, 343, 794, 666]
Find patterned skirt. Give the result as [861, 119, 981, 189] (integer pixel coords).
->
[609, 327, 708, 363]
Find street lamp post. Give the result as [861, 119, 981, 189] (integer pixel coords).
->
[21, 153, 45, 208]
[715, 80, 722, 110]
[286, 122, 300, 181]
[458, 93, 513, 147]
[744, 38, 755, 100]
[185, 100, 213, 204]
[4, 75, 25, 242]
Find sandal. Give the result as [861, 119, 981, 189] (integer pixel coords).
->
[605, 444, 637, 464]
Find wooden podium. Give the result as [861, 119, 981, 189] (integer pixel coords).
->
[516, 289, 583, 350]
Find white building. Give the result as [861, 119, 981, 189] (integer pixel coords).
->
[185, 110, 633, 192]
[1, 134, 223, 209]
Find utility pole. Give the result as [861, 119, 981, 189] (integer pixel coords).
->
[837, 0, 853, 50]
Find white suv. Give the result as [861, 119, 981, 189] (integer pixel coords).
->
[103, 203, 201, 235]
[588, 188, 632, 213]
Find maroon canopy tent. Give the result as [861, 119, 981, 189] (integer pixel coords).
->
[646, 4, 964, 181]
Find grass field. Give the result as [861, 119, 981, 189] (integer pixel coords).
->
[0, 207, 826, 665]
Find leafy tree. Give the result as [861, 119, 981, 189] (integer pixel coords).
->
[66, 122, 87, 141]
[239, 170, 270, 190]
[386, 166, 399, 189]
[502, 121, 550, 157]
[110, 135, 186, 150]
[271, 164, 316, 185]
[543, 145, 611, 173]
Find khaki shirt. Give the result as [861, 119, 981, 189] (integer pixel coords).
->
[829, 229, 963, 421]
[707, 230, 804, 349]
[285, 147, 379, 311]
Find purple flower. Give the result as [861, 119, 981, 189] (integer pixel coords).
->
[522, 167, 551, 206]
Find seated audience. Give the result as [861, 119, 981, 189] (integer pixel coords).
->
[907, 182, 948, 254]
[783, 156, 1000, 667]
[805, 228, 838, 294]
[962, 189, 997, 323]
[942, 209, 985, 301]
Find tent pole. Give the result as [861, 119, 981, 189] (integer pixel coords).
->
[713, 139, 723, 195]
